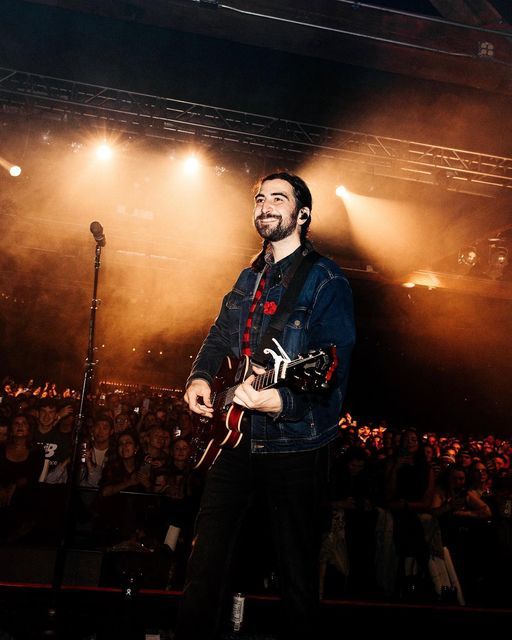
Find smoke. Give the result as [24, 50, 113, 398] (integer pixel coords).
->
[1, 121, 511, 412]
[0, 137, 260, 385]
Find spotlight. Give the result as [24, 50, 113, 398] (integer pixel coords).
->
[183, 155, 200, 175]
[401, 282, 415, 288]
[478, 41, 494, 58]
[41, 130, 53, 145]
[9, 165, 22, 177]
[96, 143, 113, 160]
[335, 185, 348, 198]
[458, 246, 479, 267]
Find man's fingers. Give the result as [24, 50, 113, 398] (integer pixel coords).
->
[198, 394, 213, 409]
[234, 381, 256, 407]
[251, 365, 265, 375]
[184, 380, 214, 417]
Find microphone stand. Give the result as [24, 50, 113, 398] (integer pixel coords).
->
[48, 227, 105, 635]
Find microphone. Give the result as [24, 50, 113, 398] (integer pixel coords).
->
[89, 221, 106, 247]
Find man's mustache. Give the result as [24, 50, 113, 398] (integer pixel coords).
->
[256, 214, 280, 221]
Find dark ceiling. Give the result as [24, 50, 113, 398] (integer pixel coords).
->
[11, 0, 512, 95]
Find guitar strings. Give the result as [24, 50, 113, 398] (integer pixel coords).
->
[212, 353, 322, 409]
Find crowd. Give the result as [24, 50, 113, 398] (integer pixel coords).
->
[1, 377, 512, 605]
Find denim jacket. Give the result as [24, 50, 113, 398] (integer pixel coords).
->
[187, 250, 355, 453]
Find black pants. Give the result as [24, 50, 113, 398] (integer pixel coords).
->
[175, 434, 325, 639]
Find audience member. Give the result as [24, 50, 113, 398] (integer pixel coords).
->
[0, 413, 45, 541]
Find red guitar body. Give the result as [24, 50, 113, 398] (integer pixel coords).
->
[191, 355, 250, 471]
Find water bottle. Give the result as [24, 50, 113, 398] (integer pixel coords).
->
[230, 592, 245, 635]
[80, 441, 88, 464]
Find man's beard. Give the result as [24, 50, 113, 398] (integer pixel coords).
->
[255, 211, 298, 242]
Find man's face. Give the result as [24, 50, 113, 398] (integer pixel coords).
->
[253, 178, 300, 242]
[459, 452, 472, 467]
[450, 470, 466, 491]
[39, 405, 57, 427]
[494, 457, 506, 471]
[149, 428, 166, 449]
[93, 420, 112, 445]
[114, 414, 130, 433]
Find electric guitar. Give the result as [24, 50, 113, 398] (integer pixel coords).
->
[189, 341, 337, 471]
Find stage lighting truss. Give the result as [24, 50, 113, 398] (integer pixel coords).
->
[0, 67, 512, 196]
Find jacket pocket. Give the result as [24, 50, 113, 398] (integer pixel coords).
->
[282, 308, 309, 357]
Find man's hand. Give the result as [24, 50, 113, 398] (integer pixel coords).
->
[184, 379, 214, 418]
[57, 405, 74, 421]
[234, 375, 282, 415]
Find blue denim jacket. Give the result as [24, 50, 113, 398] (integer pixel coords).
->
[188, 251, 355, 453]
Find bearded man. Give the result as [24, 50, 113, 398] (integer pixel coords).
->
[176, 172, 355, 640]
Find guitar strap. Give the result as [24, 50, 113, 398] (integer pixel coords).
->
[251, 247, 320, 366]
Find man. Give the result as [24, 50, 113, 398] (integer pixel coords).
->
[80, 414, 114, 489]
[177, 172, 355, 639]
[35, 399, 73, 483]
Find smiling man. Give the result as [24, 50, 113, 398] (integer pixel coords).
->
[177, 172, 355, 640]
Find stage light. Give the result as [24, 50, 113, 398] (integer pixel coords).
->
[478, 41, 494, 58]
[402, 282, 416, 288]
[0, 157, 22, 176]
[183, 155, 200, 175]
[335, 185, 348, 198]
[96, 143, 113, 160]
[41, 130, 53, 145]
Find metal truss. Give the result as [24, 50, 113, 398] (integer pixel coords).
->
[1, 67, 511, 196]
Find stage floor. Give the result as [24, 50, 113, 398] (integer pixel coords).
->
[1, 582, 512, 640]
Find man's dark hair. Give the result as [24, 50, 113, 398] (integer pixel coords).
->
[38, 398, 57, 411]
[256, 172, 313, 211]
[94, 413, 114, 430]
[251, 171, 312, 271]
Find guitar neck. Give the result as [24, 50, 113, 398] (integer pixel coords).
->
[215, 368, 278, 412]
[211, 349, 330, 413]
